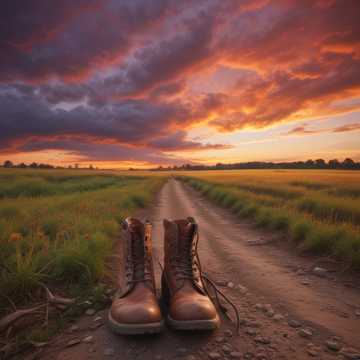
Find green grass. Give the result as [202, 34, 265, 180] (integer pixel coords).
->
[0, 169, 165, 313]
[180, 170, 360, 269]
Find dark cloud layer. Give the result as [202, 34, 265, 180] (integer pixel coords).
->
[0, 0, 359, 165]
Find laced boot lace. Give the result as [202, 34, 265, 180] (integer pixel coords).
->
[126, 229, 152, 285]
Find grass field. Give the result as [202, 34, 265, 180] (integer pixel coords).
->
[0, 169, 165, 315]
[180, 170, 360, 269]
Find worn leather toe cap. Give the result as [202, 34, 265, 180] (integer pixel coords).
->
[169, 293, 218, 321]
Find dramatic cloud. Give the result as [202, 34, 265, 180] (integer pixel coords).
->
[0, 0, 359, 166]
[284, 123, 360, 136]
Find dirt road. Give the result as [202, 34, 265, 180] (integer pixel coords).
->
[35, 179, 360, 360]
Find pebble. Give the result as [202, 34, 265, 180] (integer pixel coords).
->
[177, 348, 188, 355]
[246, 328, 258, 336]
[236, 284, 248, 294]
[307, 348, 318, 357]
[104, 348, 115, 356]
[224, 329, 233, 337]
[313, 267, 327, 277]
[69, 325, 79, 332]
[215, 280, 228, 286]
[244, 352, 254, 359]
[300, 279, 311, 286]
[208, 352, 221, 360]
[355, 310, 360, 317]
[230, 352, 242, 359]
[215, 336, 225, 343]
[288, 319, 301, 328]
[185, 356, 196, 360]
[228, 282, 235, 289]
[298, 328, 313, 338]
[94, 316, 102, 322]
[254, 335, 271, 345]
[325, 339, 342, 352]
[222, 344, 232, 354]
[255, 303, 263, 310]
[66, 338, 81, 347]
[85, 308, 96, 316]
[273, 314, 284, 321]
[82, 336, 94, 343]
[339, 347, 360, 359]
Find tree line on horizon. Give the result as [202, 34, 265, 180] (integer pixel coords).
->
[2, 158, 359, 171]
[1, 160, 97, 170]
[151, 158, 360, 171]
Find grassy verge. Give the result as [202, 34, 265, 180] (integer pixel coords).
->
[181, 176, 360, 269]
[0, 171, 165, 312]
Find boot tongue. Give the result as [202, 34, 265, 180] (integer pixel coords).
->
[175, 220, 194, 244]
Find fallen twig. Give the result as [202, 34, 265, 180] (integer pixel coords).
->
[0, 305, 46, 333]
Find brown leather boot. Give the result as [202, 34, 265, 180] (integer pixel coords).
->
[162, 217, 220, 330]
[108, 218, 163, 334]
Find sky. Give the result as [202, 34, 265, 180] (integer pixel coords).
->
[0, 0, 359, 169]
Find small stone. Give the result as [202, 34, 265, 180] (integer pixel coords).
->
[208, 352, 221, 360]
[298, 328, 313, 338]
[325, 339, 342, 352]
[254, 335, 271, 345]
[177, 348, 188, 355]
[244, 352, 254, 359]
[228, 282, 235, 289]
[288, 319, 301, 328]
[82, 336, 94, 343]
[273, 314, 284, 321]
[339, 347, 360, 359]
[246, 328, 258, 336]
[313, 267, 327, 277]
[66, 338, 81, 347]
[222, 344, 232, 354]
[94, 316, 102, 322]
[300, 279, 311, 286]
[307, 348, 318, 357]
[88, 347, 96, 353]
[215, 336, 225, 343]
[230, 352, 242, 359]
[185, 356, 196, 360]
[85, 308, 96, 316]
[236, 284, 248, 294]
[255, 303, 263, 310]
[224, 329, 233, 337]
[265, 309, 274, 318]
[104, 348, 115, 356]
[215, 280, 228, 287]
[69, 325, 79, 332]
[355, 310, 360, 317]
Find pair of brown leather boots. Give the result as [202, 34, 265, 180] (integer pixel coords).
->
[108, 217, 220, 334]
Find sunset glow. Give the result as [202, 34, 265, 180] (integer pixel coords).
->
[1, 1, 360, 168]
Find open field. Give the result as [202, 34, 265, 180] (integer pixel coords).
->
[180, 170, 360, 269]
[0, 169, 165, 315]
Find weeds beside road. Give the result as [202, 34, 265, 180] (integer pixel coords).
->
[180, 170, 360, 269]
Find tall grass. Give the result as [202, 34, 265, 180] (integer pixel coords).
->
[181, 173, 360, 269]
[0, 170, 165, 312]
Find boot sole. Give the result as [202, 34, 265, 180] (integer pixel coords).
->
[108, 312, 164, 335]
[167, 314, 220, 331]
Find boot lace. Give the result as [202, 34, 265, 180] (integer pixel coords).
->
[127, 230, 152, 284]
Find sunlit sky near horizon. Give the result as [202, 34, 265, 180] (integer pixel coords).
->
[1, 0, 360, 168]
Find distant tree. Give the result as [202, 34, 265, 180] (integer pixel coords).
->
[68, 165, 73, 169]
[75, 163, 79, 169]
[305, 159, 314, 168]
[315, 158, 326, 168]
[18, 162, 27, 168]
[89, 164, 94, 170]
[3, 160, 13, 168]
[329, 159, 340, 169]
[29, 162, 38, 168]
[343, 158, 355, 169]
